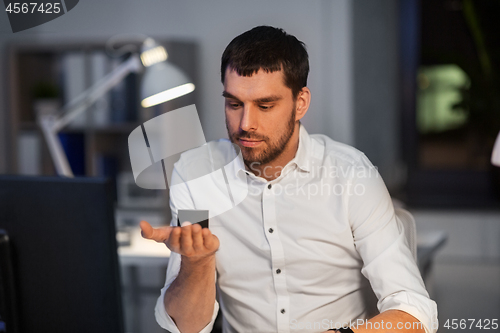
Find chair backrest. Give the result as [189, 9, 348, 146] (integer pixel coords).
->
[394, 208, 418, 260]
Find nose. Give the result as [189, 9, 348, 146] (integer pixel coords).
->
[240, 105, 258, 132]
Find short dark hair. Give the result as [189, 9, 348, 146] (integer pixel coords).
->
[221, 26, 309, 98]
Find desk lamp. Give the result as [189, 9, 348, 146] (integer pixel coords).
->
[38, 38, 195, 177]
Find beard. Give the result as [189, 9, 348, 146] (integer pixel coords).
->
[226, 106, 296, 167]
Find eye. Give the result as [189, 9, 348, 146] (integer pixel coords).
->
[226, 101, 242, 109]
[259, 105, 273, 110]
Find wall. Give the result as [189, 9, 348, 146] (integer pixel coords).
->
[352, 0, 402, 188]
[0, 13, 19, 173]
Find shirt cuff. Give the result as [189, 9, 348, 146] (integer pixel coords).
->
[379, 291, 439, 333]
[154, 286, 220, 333]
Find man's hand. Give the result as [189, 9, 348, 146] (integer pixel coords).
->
[140, 220, 219, 332]
[140, 220, 220, 258]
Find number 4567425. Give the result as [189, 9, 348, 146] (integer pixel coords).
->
[5, 2, 61, 14]
[444, 319, 498, 330]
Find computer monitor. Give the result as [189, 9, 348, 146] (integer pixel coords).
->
[0, 175, 123, 333]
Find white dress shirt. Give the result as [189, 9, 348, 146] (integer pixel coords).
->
[155, 125, 438, 333]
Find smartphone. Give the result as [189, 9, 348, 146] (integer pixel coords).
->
[177, 210, 209, 229]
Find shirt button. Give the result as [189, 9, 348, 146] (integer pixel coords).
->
[276, 268, 281, 274]
[268, 228, 274, 233]
[281, 309, 286, 314]
[268, 184, 272, 189]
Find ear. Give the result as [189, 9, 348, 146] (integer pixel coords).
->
[294, 87, 311, 122]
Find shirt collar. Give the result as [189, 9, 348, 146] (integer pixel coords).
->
[234, 123, 312, 177]
[292, 124, 312, 173]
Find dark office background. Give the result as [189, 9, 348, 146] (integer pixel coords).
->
[1, 1, 499, 332]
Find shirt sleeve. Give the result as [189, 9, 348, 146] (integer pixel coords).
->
[346, 154, 438, 333]
[154, 167, 220, 333]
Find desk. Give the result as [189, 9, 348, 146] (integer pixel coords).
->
[118, 227, 171, 266]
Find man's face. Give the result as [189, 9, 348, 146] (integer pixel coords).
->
[223, 68, 297, 166]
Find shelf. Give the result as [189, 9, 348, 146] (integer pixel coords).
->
[93, 123, 140, 133]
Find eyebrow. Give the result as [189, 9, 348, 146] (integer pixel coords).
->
[222, 91, 241, 101]
[222, 91, 283, 104]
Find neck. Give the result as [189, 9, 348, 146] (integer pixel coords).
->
[246, 123, 301, 181]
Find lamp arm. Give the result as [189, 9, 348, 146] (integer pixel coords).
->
[38, 54, 142, 177]
[492, 131, 500, 167]
[39, 116, 74, 177]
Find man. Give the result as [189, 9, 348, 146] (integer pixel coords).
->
[141, 26, 438, 333]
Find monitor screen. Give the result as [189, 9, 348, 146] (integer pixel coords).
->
[0, 175, 123, 333]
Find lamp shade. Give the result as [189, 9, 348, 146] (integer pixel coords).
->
[492, 131, 500, 167]
[140, 60, 195, 108]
